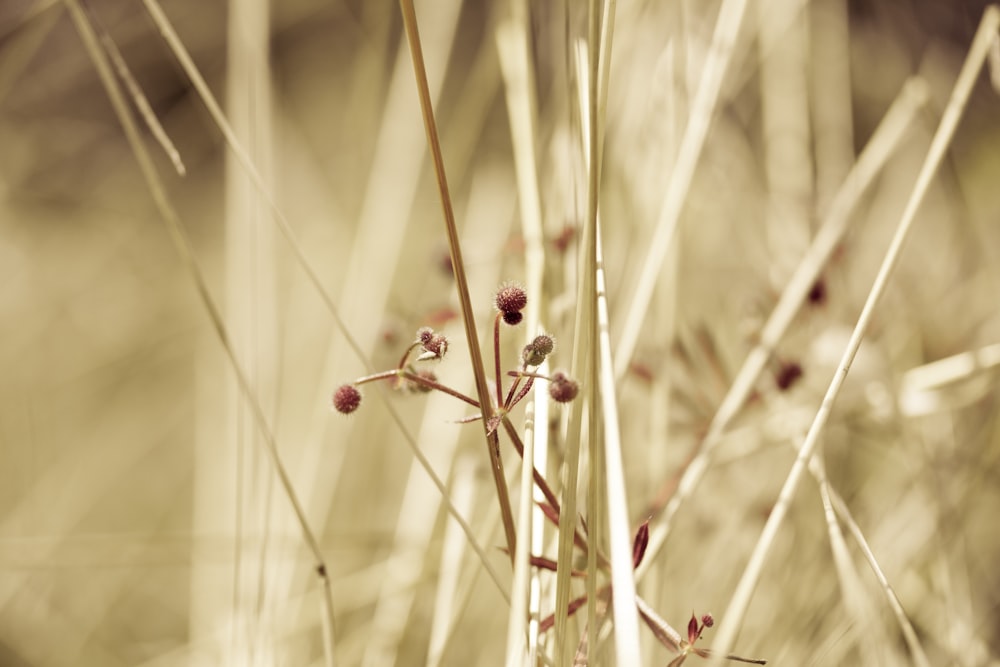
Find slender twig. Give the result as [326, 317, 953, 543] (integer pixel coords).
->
[398, 0, 518, 561]
[595, 228, 641, 663]
[637, 74, 930, 578]
[614, 0, 750, 380]
[823, 476, 932, 667]
[494, 314, 505, 409]
[597, 0, 642, 658]
[709, 8, 1000, 662]
[496, 12, 548, 658]
[554, 32, 600, 667]
[138, 0, 504, 602]
[63, 4, 339, 666]
[353, 370, 481, 408]
[506, 367, 538, 666]
[88, 6, 186, 176]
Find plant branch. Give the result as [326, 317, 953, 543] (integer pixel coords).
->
[708, 7, 1000, 662]
[398, 0, 517, 562]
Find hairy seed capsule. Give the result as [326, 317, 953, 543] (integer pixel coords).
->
[332, 385, 362, 414]
[502, 311, 523, 326]
[523, 333, 556, 366]
[549, 371, 579, 403]
[495, 283, 527, 315]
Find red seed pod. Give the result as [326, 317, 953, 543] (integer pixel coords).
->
[416, 328, 448, 360]
[332, 385, 362, 414]
[502, 311, 524, 326]
[522, 333, 556, 366]
[495, 283, 527, 315]
[549, 371, 579, 403]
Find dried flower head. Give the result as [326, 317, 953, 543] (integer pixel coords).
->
[495, 283, 527, 316]
[502, 310, 524, 326]
[332, 384, 362, 414]
[549, 371, 579, 403]
[416, 327, 448, 360]
[522, 333, 556, 366]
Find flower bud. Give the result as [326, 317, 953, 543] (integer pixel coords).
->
[522, 333, 556, 366]
[549, 371, 579, 403]
[495, 283, 527, 316]
[332, 385, 362, 414]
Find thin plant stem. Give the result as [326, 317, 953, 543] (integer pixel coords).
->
[138, 0, 505, 602]
[0, 1, 61, 107]
[573, 21, 640, 662]
[637, 74, 930, 578]
[595, 227, 641, 663]
[709, 8, 1000, 662]
[614, 0, 750, 380]
[90, 9, 185, 176]
[823, 474, 932, 667]
[574, 2, 640, 659]
[506, 368, 538, 666]
[138, 0, 361, 358]
[398, 0, 518, 562]
[396, 342, 422, 370]
[585, 1, 606, 657]
[63, 4, 339, 665]
[501, 415, 611, 571]
[554, 33, 600, 667]
[494, 314, 505, 409]
[496, 13, 547, 658]
[353, 370, 481, 409]
[500, 417, 560, 514]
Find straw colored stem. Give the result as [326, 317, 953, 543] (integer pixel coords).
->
[709, 8, 1000, 662]
[398, 0, 517, 562]
[138, 0, 367, 364]
[823, 478, 932, 667]
[614, 0, 749, 380]
[88, 7, 185, 176]
[64, 4, 338, 665]
[554, 31, 601, 667]
[595, 227, 641, 663]
[496, 14, 547, 659]
[637, 74, 930, 576]
[501, 417, 560, 511]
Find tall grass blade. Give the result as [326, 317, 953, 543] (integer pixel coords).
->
[708, 7, 1000, 663]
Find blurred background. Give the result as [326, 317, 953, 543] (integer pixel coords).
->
[1, 0, 999, 665]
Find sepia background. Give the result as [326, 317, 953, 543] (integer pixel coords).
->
[1, 0, 999, 665]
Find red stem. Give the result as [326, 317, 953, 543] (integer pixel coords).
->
[493, 313, 504, 410]
[354, 369, 480, 408]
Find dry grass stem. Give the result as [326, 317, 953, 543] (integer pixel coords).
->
[709, 6, 1000, 662]
[638, 73, 930, 575]
[398, 0, 518, 561]
[62, 3, 338, 665]
[614, 0, 750, 379]
[9, 1, 1000, 664]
